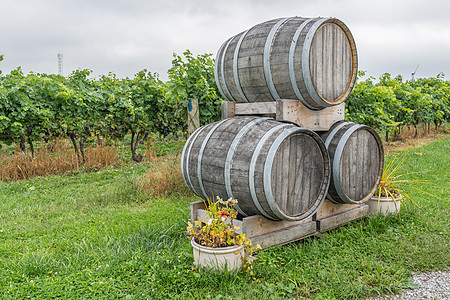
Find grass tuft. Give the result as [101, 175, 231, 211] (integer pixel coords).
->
[138, 156, 191, 198]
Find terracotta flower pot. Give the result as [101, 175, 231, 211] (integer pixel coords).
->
[368, 195, 402, 216]
[191, 239, 244, 271]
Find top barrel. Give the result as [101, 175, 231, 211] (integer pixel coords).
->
[215, 17, 358, 110]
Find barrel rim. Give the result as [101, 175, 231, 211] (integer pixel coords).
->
[308, 18, 358, 105]
[219, 37, 235, 101]
[263, 17, 292, 100]
[214, 38, 230, 101]
[289, 17, 318, 109]
[249, 122, 293, 220]
[233, 30, 251, 103]
[265, 128, 330, 221]
[329, 122, 384, 204]
[181, 125, 206, 198]
[224, 117, 272, 217]
[196, 119, 230, 199]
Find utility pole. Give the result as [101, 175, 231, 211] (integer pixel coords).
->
[411, 64, 419, 81]
[57, 53, 63, 76]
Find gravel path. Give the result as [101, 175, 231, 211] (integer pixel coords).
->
[373, 271, 450, 299]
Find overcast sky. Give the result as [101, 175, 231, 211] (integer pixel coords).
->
[1, 0, 449, 81]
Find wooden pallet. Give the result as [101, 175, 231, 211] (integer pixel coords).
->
[190, 200, 368, 249]
[221, 99, 345, 131]
[313, 200, 369, 232]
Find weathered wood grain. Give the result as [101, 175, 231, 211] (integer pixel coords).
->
[319, 122, 384, 204]
[190, 200, 368, 249]
[234, 102, 276, 115]
[221, 101, 236, 119]
[315, 204, 369, 231]
[276, 100, 345, 130]
[314, 199, 361, 219]
[310, 23, 352, 101]
[182, 116, 330, 221]
[215, 17, 358, 109]
[241, 214, 313, 238]
[187, 98, 199, 135]
[221, 100, 345, 130]
[250, 222, 318, 249]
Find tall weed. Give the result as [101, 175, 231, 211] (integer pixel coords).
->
[0, 140, 119, 181]
[138, 156, 191, 198]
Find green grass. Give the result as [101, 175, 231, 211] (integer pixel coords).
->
[1, 136, 449, 299]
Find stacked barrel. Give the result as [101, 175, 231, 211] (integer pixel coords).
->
[181, 17, 384, 221]
[214, 17, 357, 109]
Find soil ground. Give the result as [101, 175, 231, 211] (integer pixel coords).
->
[382, 124, 449, 155]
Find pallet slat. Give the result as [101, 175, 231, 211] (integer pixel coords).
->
[190, 200, 369, 249]
[222, 100, 344, 131]
[315, 204, 368, 232]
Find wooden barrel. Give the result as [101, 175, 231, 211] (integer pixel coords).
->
[318, 122, 384, 204]
[181, 116, 330, 221]
[215, 17, 358, 110]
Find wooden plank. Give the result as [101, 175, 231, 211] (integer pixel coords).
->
[250, 221, 317, 249]
[276, 100, 345, 130]
[316, 204, 368, 231]
[190, 201, 369, 249]
[234, 102, 276, 115]
[276, 99, 301, 122]
[187, 98, 200, 135]
[241, 215, 313, 238]
[221, 101, 236, 119]
[221, 100, 344, 131]
[314, 199, 359, 220]
[190, 201, 206, 221]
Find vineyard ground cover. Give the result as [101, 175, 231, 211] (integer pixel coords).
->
[0, 135, 448, 299]
[1, 123, 448, 182]
[0, 137, 185, 182]
[382, 122, 449, 154]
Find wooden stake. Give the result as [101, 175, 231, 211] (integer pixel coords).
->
[187, 98, 199, 135]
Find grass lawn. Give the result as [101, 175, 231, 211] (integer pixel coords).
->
[0, 136, 449, 299]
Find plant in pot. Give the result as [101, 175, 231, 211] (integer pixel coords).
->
[368, 155, 434, 215]
[187, 196, 259, 272]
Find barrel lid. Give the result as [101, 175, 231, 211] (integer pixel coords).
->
[308, 19, 358, 104]
[268, 129, 330, 220]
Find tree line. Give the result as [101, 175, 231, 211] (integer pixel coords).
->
[2, 50, 450, 163]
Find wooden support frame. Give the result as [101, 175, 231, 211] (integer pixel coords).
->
[190, 199, 368, 249]
[221, 100, 345, 131]
[313, 200, 369, 232]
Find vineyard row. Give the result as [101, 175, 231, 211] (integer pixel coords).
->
[1, 52, 450, 162]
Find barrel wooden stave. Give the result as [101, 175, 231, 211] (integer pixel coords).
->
[310, 23, 352, 101]
[238, 19, 278, 103]
[319, 122, 384, 204]
[269, 18, 306, 101]
[216, 17, 358, 109]
[182, 116, 330, 221]
[271, 133, 327, 215]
